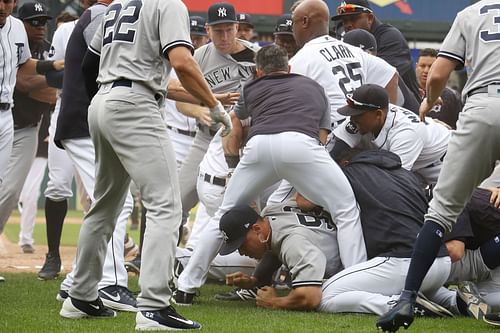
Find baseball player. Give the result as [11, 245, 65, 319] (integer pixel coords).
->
[265, 0, 397, 206]
[273, 14, 299, 59]
[332, 84, 450, 186]
[236, 13, 254, 41]
[219, 199, 342, 311]
[317, 149, 451, 316]
[174, 44, 366, 305]
[378, 1, 500, 331]
[59, 0, 230, 331]
[0, 2, 55, 250]
[176, 2, 258, 234]
[51, 0, 137, 312]
[0, 0, 63, 185]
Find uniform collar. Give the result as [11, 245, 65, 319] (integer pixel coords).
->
[372, 105, 396, 146]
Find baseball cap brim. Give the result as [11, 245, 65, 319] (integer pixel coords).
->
[337, 104, 371, 116]
[207, 19, 238, 26]
[219, 236, 246, 256]
[274, 31, 293, 36]
[331, 11, 362, 21]
[191, 31, 208, 36]
[23, 14, 53, 20]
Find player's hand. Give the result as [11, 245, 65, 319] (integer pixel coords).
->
[419, 96, 442, 122]
[209, 101, 232, 137]
[486, 187, 500, 208]
[256, 286, 277, 309]
[215, 92, 240, 107]
[225, 272, 257, 289]
[195, 107, 212, 127]
[53, 59, 65, 71]
[445, 240, 465, 262]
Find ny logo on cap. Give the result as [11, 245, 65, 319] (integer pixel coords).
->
[34, 3, 43, 11]
[239, 14, 246, 20]
[191, 20, 198, 26]
[286, 19, 292, 26]
[218, 7, 227, 17]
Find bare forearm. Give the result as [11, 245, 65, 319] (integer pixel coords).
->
[222, 112, 243, 156]
[16, 74, 48, 93]
[426, 57, 458, 104]
[385, 73, 399, 104]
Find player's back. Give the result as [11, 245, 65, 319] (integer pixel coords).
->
[445, 0, 500, 95]
[93, 0, 191, 95]
[290, 35, 395, 122]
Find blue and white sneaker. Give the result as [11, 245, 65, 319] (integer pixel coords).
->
[135, 306, 201, 331]
[60, 297, 116, 319]
[98, 285, 138, 312]
[56, 289, 69, 302]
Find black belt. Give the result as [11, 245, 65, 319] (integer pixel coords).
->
[467, 84, 500, 98]
[111, 79, 132, 88]
[0, 103, 10, 111]
[202, 173, 226, 187]
[166, 125, 197, 137]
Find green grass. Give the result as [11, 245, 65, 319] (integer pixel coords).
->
[0, 273, 496, 333]
[3, 210, 141, 247]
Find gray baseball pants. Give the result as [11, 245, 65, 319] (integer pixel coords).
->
[426, 92, 500, 231]
[70, 82, 180, 310]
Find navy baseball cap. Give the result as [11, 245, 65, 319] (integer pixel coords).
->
[337, 84, 388, 116]
[237, 13, 254, 28]
[18, 2, 52, 20]
[274, 14, 293, 35]
[190, 16, 207, 36]
[331, 0, 373, 21]
[343, 29, 377, 52]
[207, 2, 238, 26]
[219, 205, 260, 256]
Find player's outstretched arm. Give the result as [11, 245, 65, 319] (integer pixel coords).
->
[18, 58, 64, 76]
[384, 73, 399, 104]
[256, 286, 322, 311]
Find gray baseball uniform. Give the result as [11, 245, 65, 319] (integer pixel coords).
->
[426, 0, 500, 231]
[68, 0, 192, 313]
[177, 40, 258, 225]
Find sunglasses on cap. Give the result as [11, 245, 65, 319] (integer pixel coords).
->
[26, 19, 48, 27]
[336, 3, 373, 16]
[346, 94, 380, 110]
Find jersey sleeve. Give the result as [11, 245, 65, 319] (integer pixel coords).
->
[438, 12, 465, 66]
[363, 52, 397, 88]
[88, 19, 104, 56]
[234, 89, 250, 119]
[280, 234, 326, 288]
[18, 23, 32, 65]
[319, 88, 331, 130]
[49, 23, 71, 61]
[333, 118, 363, 147]
[83, 11, 105, 45]
[159, 0, 193, 58]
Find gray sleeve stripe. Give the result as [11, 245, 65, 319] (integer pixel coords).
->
[162, 41, 194, 55]
[292, 280, 323, 287]
[437, 51, 464, 64]
[88, 45, 100, 56]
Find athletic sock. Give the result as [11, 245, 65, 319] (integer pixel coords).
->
[479, 235, 500, 269]
[404, 221, 445, 293]
[45, 198, 67, 256]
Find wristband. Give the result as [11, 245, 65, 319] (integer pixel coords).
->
[36, 60, 55, 75]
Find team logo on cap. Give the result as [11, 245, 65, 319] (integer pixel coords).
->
[218, 7, 227, 17]
[285, 19, 292, 26]
[345, 121, 359, 134]
[34, 3, 43, 11]
[191, 20, 198, 26]
[239, 14, 246, 20]
[221, 230, 229, 242]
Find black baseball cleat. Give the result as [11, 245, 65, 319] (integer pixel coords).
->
[38, 252, 61, 280]
[56, 289, 69, 302]
[173, 290, 195, 306]
[98, 285, 138, 312]
[484, 313, 500, 327]
[376, 292, 416, 332]
[135, 305, 201, 331]
[60, 297, 116, 319]
[125, 256, 141, 275]
[214, 288, 257, 301]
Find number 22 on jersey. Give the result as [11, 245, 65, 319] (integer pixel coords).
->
[102, 0, 143, 46]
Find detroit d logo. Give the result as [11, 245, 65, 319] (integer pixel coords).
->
[34, 3, 43, 11]
[221, 230, 229, 242]
[218, 7, 227, 17]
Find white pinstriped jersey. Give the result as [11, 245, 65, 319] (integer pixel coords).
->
[262, 198, 342, 287]
[290, 35, 396, 123]
[89, 0, 192, 96]
[0, 16, 31, 105]
[439, 0, 500, 98]
[334, 104, 450, 171]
